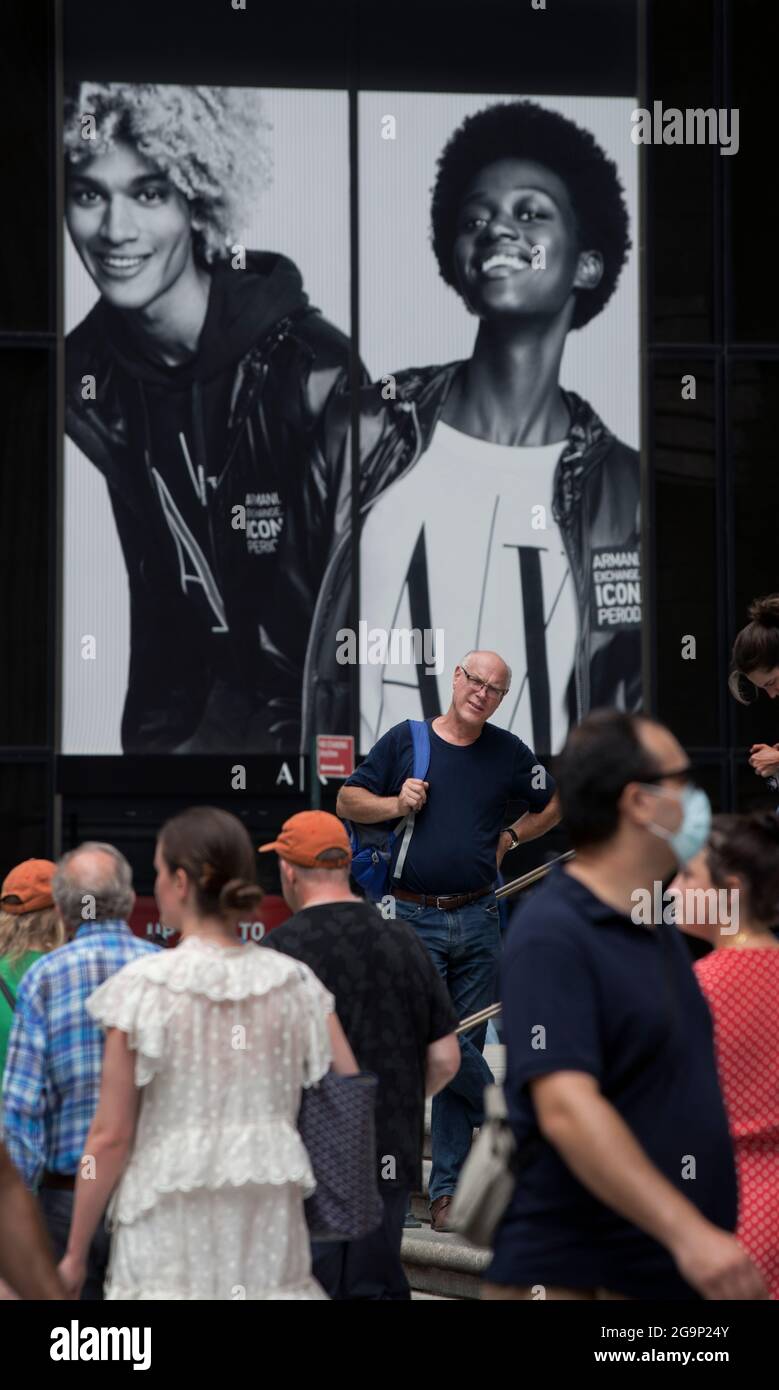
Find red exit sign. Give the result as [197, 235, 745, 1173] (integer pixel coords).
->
[316, 734, 355, 780]
[128, 894, 291, 948]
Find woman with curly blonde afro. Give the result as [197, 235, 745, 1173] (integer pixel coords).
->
[64, 81, 358, 755]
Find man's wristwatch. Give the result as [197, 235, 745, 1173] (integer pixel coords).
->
[503, 827, 520, 850]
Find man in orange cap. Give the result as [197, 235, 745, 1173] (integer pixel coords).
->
[259, 810, 353, 873]
[259, 810, 460, 1300]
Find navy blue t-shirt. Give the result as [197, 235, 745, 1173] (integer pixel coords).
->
[487, 866, 738, 1300]
[345, 719, 555, 895]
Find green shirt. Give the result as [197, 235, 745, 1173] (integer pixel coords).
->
[0, 950, 44, 1081]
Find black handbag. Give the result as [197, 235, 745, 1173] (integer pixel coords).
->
[298, 1071, 383, 1242]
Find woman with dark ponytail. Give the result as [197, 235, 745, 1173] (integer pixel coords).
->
[671, 812, 779, 1299]
[58, 806, 357, 1300]
[729, 594, 779, 783]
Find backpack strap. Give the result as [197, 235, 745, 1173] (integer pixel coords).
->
[0, 973, 17, 1012]
[393, 720, 431, 882]
[409, 718, 431, 781]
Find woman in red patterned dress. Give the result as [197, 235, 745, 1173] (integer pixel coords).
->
[671, 812, 779, 1299]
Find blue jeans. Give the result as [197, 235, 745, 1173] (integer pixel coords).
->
[394, 895, 500, 1202]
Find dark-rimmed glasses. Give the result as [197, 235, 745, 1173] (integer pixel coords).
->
[459, 664, 509, 701]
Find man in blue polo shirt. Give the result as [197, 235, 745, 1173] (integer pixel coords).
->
[485, 709, 767, 1301]
[336, 650, 560, 1231]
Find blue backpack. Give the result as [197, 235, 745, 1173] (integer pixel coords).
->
[344, 720, 431, 902]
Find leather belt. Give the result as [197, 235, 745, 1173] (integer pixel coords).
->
[40, 1170, 76, 1191]
[394, 884, 494, 911]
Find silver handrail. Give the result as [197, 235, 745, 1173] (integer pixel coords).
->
[495, 848, 575, 900]
[455, 1002, 502, 1037]
[456, 849, 576, 1035]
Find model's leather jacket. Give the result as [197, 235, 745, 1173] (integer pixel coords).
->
[304, 362, 642, 748]
[66, 253, 358, 753]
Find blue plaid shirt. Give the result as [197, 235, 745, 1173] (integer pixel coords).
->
[1, 920, 157, 1189]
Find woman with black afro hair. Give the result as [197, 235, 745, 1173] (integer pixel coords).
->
[430, 99, 631, 333]
[319, 99, 641, 760]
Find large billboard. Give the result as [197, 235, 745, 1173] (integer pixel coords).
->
[61, 24, 640, 766]
[63, 83, 351, 755]
[357, 93, 640, 757]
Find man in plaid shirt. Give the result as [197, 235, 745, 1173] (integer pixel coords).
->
[2, 842, 155, 1299]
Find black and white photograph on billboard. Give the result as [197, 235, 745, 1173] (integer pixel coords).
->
[63, 82, 351, 755]
[354, 93, 641, 756]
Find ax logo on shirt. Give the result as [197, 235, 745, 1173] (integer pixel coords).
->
[245, 491, 284, 555]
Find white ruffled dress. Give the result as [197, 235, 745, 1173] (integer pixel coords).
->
[86, 936, 334, 1300]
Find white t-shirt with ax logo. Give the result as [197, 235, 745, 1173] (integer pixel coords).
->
[359, 420, 576, 754]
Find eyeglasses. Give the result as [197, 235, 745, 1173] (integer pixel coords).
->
[459, 664, 509, 700]
[635, 764, 694, 789]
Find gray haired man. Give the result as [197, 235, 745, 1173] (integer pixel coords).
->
[2, 842, 156, 1299]
[337, 650, 561, 1231]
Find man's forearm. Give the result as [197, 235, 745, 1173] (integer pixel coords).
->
[336, 784, 400, 823]
[0, 1160, 63, 1298]
[510, 792, 561, 845]
[541, 1087, 707, 1256]
[425, 1059, 456, 1097]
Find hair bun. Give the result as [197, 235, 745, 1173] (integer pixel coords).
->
[748, 594, 779, 628]
[218, 878, 264, 913]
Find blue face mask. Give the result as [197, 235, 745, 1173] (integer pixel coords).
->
[642, 783, 712, 865]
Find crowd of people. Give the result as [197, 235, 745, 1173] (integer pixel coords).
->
[0, 647, 777, 1300]
[0, 811, 458, 1301]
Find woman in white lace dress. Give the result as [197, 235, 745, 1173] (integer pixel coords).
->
[58, 807, 357, 1300]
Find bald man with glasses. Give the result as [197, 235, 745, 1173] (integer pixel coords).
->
[337, 650, 560, 1230]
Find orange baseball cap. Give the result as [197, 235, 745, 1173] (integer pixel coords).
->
[0, 858, 57, 915]
[258, 811, 352, 869]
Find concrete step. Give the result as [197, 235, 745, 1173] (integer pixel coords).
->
[402, 1223, 489, 1300]
[411, 1289, 457, 1300]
